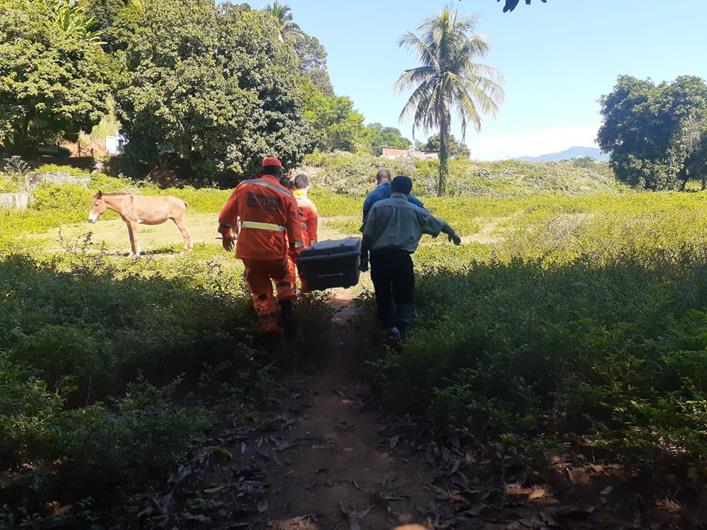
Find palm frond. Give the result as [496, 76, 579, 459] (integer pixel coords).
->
[395, 66, 434, 94]
[398, 31, 437, 70]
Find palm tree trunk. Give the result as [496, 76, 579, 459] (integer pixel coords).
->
[438, 120, 449, 196]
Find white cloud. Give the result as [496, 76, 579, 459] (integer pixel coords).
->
[469, 124, 601, 161]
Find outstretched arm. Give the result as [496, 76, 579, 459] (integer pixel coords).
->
[441, 222, 461, 245]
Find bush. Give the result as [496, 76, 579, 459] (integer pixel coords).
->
[31, 183, 93, 214]
[364, 192, 707, 468]
[0, 173, 23, 193]
[304, 152, 624, 197]
[0, 360, 212, 507]
[0, 252, 263, 512]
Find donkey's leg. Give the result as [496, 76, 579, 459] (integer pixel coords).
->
[173, 217, 192, 250]
[127, 221, 141, 258]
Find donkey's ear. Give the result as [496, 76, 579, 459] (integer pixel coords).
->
[96, 191, 103, 199]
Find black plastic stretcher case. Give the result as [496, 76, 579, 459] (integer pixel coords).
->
[297, 237, 362, 291]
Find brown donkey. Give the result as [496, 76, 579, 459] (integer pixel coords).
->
[88, 191, 192, 258]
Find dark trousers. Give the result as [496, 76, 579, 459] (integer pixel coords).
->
[370, 248, 415, 334]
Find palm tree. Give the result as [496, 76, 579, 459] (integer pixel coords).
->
[264, 1, 303, 43]
[396, 6, 504, 196]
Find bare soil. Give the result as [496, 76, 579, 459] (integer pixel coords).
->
[260, 291, 437, 530]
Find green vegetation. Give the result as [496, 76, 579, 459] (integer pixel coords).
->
[366, 123, 412, 156]
[0, 250, 256, 512]
[303, 93, 367, 153]
[0, 164, 705, 520]
[419, 133, 470, 159]
[397, 6, 504, 195]
[365, 190, 707, 468]
[0, 168, 327, 518]
[0, 0, 111, 153]
[305, 152, 623, 197]
[113, 1, 311, 177]
[599, 75, 707, 190]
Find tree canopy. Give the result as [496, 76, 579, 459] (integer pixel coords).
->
[366, 123, 411, 156]
[421, 133, 470, 159]
[0, 0, 111, 153]
[598, 75, 707, 190]
[114, 0, 312, 178]
[303, 92, 367, 153]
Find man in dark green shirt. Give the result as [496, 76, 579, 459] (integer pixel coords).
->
[360, 176, 461, 341]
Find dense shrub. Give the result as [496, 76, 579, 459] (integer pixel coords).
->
[0, 250, 264, 512]
[0, 172, 23, 192]
[304, 152, 623, 197]
[365, 197, 707, 467]
[0, 358, 211, 506]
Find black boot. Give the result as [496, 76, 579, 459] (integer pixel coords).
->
[279, 299, 298, 340]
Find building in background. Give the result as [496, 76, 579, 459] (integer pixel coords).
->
[381, 147, 438, 161]
[106, 134, 127, 156]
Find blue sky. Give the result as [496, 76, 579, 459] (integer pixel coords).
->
[244, 1, 707, 160]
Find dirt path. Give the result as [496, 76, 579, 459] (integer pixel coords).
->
[261, 291, 435, 530]
[121, 290, 699, 530]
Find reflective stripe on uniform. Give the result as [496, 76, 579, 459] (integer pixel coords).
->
[241, 220, 286, 232]
[248, 180, 293, 197]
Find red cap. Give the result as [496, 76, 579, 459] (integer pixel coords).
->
[262, 156, 282, 168]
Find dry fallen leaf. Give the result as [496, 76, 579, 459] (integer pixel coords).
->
[209, 446, 234, 459]
[528, 487, 546, 500]
[47, 502, 73, 517]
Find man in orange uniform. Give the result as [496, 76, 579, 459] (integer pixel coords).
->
[218, 157, 304, 335]
[288, 174, 318, 293]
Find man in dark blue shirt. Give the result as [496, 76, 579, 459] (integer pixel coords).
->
[362, 169, 425, 220]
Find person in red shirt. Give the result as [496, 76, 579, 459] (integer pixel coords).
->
[218, 157, 304, 336]
[288, 174, 319, 293]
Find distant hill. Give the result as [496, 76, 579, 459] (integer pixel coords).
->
[515, 146, 609, 162]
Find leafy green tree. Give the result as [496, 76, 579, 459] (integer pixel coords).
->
[679, 114, 707, 189]
[263, 3, 333, 96]
[396, 7, 503, 195]
[303, 92, 367, 153]
[218, 4, 313, 172]
[421, 133, 470, 159]
[295, 34, 334, 96]
[264, 0, 303, 43]
[366, 123, 411, 155]
[84, 0, 141, 33]
[115, 1, 311, 178]
[598, 75, 707, 190]
[0, 0, 111, 153]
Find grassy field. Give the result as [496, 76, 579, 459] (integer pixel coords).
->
[304, 151, 624, 197]
[1, 166, 705, 522]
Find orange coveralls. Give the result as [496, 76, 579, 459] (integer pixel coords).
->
[218, 175, 304, 333]
[288, 189, 319, 292]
